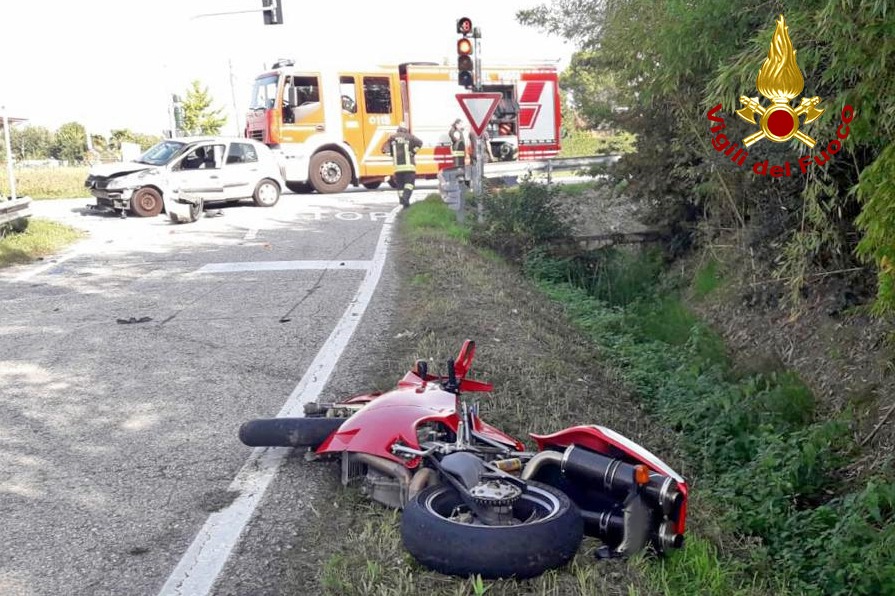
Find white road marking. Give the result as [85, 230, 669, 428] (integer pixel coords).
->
[242, 228, 258, 240]
[11, 238, 98, 282]
[158, 205, 401, 596]
[197, 260, 371, 274]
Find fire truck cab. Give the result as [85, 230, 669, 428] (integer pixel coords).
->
[245, 60, 561, 193]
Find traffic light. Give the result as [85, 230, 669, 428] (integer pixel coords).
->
[457, 17, 474, 89]
[263, 0, 283, 25]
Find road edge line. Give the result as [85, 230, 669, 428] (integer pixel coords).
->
[157, 205, 401, 596]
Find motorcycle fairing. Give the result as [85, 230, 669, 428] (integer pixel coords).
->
[316, 384, 523, 463]
[531, 425, 688, 532]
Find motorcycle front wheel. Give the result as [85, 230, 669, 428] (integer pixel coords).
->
[400, 481, 583, 579]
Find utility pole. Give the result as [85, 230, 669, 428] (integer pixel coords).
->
[2, 106, 16, 200]
[471, 26, 484, 197]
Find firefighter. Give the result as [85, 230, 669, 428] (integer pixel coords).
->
[449, 119, 466, 169]
[381, 123, 423, 208]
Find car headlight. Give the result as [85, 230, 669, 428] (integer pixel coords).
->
[106, 177, 129, 190]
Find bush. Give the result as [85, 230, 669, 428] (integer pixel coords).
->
[471, 180, 570, 260]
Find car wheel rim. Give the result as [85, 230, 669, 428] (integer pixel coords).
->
[139, 193, 156, 210]
[319, 161, 342, 185]
[258, 183, 277, 204]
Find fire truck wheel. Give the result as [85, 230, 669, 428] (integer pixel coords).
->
[362, 179, 383, 190]
[131, 187, 163, 217]
[309, 150, 351, 193]
[253, 179, 281, 207]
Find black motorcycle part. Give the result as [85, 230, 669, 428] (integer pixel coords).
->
[580, 508, 626, 547]
[400, 481, 583, 579]
[440, 452, 486, 489]
[563, 444, 641, 499]
[238, 417, 344, 448]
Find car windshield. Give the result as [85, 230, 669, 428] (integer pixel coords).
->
[250, 75, 279, 110]
[136, 141, 187, 165]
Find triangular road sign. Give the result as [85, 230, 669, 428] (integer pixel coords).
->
[456, 92, 502, 137]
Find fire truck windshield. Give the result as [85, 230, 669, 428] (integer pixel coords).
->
[250, 75, 279, 110]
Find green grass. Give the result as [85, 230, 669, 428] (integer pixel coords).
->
[559, 130, 637, 158]
[0, 218, 84, 267]
[0, 166, 90, 199]
[404, 195, 469, 242]
[555, 180, 600, 196]
[692, 259, 723, 299]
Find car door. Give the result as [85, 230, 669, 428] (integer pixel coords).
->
[172, 143, 225, 203]
[221, 141, 262, 199]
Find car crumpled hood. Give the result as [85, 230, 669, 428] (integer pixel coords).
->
[88, 161, 154, 178]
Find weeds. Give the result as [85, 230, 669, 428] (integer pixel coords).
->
[0, 166, 89, 199]
[0, 218, 84, 267]
[525, 247, 895, 595]
[470, 180, 570, 260]
[404, 195, 469, 242]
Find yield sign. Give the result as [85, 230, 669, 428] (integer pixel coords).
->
[456, 92, 502, 137]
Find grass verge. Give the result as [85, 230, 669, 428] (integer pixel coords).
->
[1, 166, 90, 199]
[0, 218, 84, 267]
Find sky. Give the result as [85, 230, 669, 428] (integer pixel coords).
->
[1, 1, 574, 138]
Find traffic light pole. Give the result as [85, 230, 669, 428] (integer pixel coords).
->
[471, 27, 484, 198]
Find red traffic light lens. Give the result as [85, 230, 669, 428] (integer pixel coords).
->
[457, 17, 472, 35]
[457, 38, 473, 55]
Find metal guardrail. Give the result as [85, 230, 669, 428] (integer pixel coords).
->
[0, 197, 32, 226]
[482, 154, 621, 180]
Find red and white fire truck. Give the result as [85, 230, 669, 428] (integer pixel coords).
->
[244, 60, 561, 192]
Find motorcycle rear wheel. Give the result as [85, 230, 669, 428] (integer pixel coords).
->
[238, 417, 344, 448]
[400, 481, 583, 579]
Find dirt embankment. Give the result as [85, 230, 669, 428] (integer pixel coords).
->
[687, 259, 895, 467]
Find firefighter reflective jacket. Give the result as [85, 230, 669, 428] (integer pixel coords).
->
[381, 129, 423, 173]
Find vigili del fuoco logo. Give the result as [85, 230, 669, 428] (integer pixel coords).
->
[706, 15, 854, 178]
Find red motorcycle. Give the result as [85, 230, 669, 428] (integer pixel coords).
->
[239, 340, 687, 579]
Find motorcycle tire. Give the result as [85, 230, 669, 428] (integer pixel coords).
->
[238, 417, 344, 448]
[400, 481, 583, 579]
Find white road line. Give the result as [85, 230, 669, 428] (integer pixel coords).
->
[243, 228, 258, 241]
[198, 260, 371, 273]
[158, 206, 400, 596]
[12, 242, 91, 282]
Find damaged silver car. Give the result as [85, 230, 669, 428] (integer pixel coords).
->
[84, 137, 285, 218]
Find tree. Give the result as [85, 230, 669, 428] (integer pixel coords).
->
[181, 81, 227, 136]
[51, 122, 88, 164]
[11, 125, 54, 160]
[520, 0, 895, 310]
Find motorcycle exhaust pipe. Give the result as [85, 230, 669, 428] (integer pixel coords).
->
[561, 444, 642, 498]
[643, 474, 684, 517]
[580, 508, 625, 546]
[562, 445, 683, 516]
[657, 520, 685, 550]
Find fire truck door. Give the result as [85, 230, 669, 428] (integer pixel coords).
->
[359, 75, 397, 177]
[339, 76, 365, 166]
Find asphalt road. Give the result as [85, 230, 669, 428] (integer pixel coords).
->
[0, 185, 426, 596]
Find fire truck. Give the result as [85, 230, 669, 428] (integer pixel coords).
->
[244, 60, 561, 193]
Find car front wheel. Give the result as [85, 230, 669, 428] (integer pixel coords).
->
[131, 187, 163, 217]
[253, 179, 280, 207]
